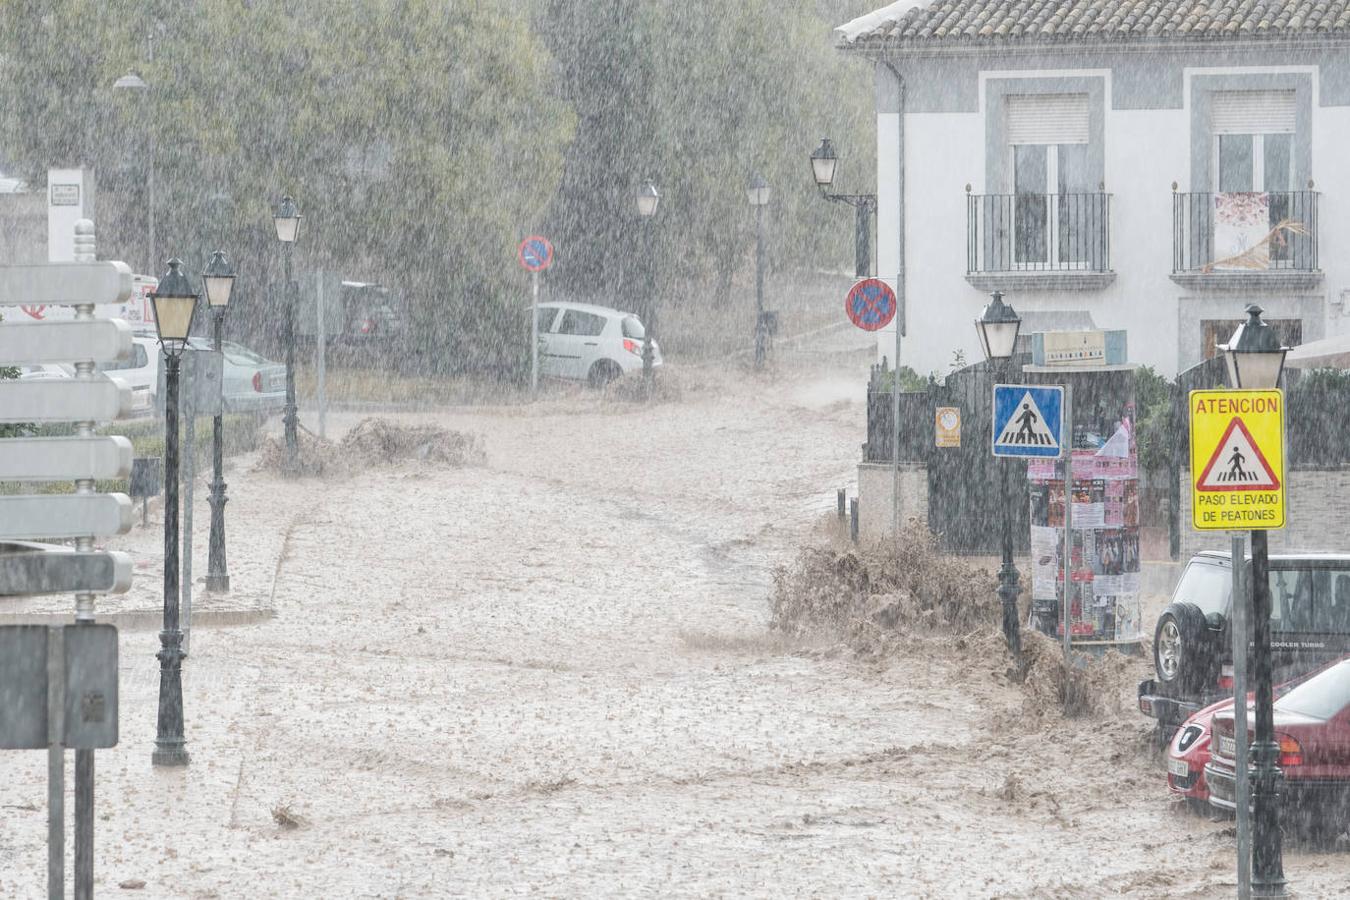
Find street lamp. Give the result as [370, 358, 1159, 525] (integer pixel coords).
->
[202, 250, 235, 593]
[747, 171, 770, 369]
[1221, 304, 1288, 896]
[635, 180, 659, 386]
[112, 72, 153, 274]
[273, 195, 301, 474]
[148, 258, 198, 768]
[976, 291, 1024, 664]
[809, 137, 877, 278]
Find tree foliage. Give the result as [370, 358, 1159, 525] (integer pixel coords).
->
[0, 0, 872, 374]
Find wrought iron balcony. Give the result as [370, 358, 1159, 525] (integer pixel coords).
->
[966, 192, 1112, 290]
[1172, 190, 1319, 288]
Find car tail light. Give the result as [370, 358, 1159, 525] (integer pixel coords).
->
[623, 339, 642, 355]
[1217, 664, 1235, 692]
[360, 319, 375, 334]
[252, 371, 262, 393]
[1138, 696, 1153, 715]
[1278, 734, 1303, 767]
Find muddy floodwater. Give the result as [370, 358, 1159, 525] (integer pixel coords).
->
[2, 360, 1348, 897]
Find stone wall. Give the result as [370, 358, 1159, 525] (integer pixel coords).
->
[856, 461, 928, 541]
[1177, 467, 1350, 558]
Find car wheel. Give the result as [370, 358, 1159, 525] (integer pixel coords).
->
[1153, 602, 1213, 694]
[587, 359, 622, 389]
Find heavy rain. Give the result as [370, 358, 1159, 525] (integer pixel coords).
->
[3, 0, 1350, 897]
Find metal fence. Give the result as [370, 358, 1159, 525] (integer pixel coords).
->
[1172, 191, 1319, 272]
[967, 192, 1111, 273]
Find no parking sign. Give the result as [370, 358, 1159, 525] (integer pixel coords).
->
[844, 278, 896, 332]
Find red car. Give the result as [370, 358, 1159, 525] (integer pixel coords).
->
[1206, 658, 1350, 840]
[1167, 697, 1234, 805]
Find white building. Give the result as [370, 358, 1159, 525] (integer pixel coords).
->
[837, 0, 1350, 377]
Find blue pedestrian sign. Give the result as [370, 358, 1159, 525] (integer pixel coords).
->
[991, 384, 1064, 458]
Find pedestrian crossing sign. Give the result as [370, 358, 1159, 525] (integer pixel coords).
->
[991, 384, 1064, 458]
[1190, 389, 1285, 531]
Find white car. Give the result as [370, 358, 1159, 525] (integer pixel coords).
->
[536, 302, 662, 387]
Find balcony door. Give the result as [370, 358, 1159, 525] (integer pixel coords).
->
[1212, 91, 1297, 265]
[1007, 93, 1092, 269]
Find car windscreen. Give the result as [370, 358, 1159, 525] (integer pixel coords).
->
[1173, 562, 1230, 619]
[1267, 567, 1350, 634]
[1276, 661, 1350, 719]
[621, 316, 645, 340]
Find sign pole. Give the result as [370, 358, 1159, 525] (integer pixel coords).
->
[1062, 383, 1073, 663]
[531, 270, 539, 396]
[1232, 530, 1252, 900]
[47, 627, 65, 900]
[892, 318, 901, 539]
[317, 274, 327, 439]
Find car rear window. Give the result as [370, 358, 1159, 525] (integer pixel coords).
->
[1276, 661, 1350, 719]
[1173, 562, 1230, 619]
[621, 316, 645, 340]
[1268, 568, 1350, 634]
[222, 342, 272, 366]
[98, 344, 149, 372]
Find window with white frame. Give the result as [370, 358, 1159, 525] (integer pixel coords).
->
[1212, 90, 1298, 264]
[1006, 93, 1093, 267]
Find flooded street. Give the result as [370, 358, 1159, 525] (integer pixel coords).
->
[3, 360, 1349, 897]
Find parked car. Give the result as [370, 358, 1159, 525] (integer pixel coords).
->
[1206, 657, 1350, 841]
[1167, 696, 1233, 807]
[20, 360, 153, 419]
[535, 302, 662, 387]
[127, 331, 287, 417]
[1139, 552, 1350, 742]
[211, 339, 287, 414]
[1167, 676, 1305, 806]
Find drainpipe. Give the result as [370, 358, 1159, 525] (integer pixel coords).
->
[880, 60, 907, 540]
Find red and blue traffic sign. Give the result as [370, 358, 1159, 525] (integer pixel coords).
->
[518, 236, 554, 272]
[844, 278, 896, 332]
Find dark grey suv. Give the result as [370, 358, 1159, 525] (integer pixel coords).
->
[1138, 551, 1350, 739]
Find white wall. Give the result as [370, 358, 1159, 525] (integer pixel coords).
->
[877, 68, 1344, 378]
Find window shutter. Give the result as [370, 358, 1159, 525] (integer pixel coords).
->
[1005, 94, 1090, 145]
[1211, 90, 1296, 135]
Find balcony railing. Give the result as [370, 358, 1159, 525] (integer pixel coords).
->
[1172, 191, 1318, 273]
[967, 192, 1111, 273]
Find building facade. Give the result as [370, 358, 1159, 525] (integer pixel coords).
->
[837, 0, 1350, 377]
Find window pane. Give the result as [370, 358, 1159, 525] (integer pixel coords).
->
[1218, 134, 1254, 192]
[1013, 145, 1048, 264]
[621, 316, 645, 340]
[1277, 661, 1350, 720]
[537, 307, 558, 333]
[1057, 144, 1090, 193]
[1263, 133, 1293, 192]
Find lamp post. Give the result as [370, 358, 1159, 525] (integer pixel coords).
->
[203, 251, 236, 593]
[747, 172, 770, 369]
[112, 72, 153, 274]
[975, 291, 1024, 663]
[810, 137, 877, 278]
[273, 195, 301, 474]
[635, 179, 659, 386]
[1221, 304, 1289, 897]
[148, 258, 198, 768]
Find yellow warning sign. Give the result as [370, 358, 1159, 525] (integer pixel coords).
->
[1189, 389, 1285, 531]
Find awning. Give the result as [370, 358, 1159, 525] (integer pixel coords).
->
[1286, 334, 1350, 369]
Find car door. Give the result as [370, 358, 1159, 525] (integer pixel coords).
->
[550, 309, 607, 380]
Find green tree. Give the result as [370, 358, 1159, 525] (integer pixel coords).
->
[0, 0, 574, 376]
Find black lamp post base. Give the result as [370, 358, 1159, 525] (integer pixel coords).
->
[151, 746, 190, 768]
[204, 574, 230, 593]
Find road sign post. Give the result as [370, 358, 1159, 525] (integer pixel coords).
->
[2, 241, 134, 899]
[844, 278, 896, 332]
[518, 236, 553, 397]
[1190, 388, 1285, 898]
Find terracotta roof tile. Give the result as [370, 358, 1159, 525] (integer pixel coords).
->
[838, 0, 1350, 46]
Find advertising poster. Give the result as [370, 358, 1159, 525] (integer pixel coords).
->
[1028, 412, 1141, 643]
